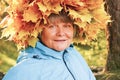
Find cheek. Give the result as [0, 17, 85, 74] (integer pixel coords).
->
[41, 29, 55, 41]
[67, 30, 74, 38]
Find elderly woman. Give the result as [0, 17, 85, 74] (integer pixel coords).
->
[1, 0, 109, 80]
[2, 12, 96, 80]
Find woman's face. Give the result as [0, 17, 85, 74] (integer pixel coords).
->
[41, 17, 74, 51]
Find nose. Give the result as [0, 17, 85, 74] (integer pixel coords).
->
[56, 27, 65, 36]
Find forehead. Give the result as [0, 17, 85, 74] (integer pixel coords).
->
[48, 14, 73, 24]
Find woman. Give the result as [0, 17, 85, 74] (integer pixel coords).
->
[2, 13, 96, 80]
[1, 0, 110, 80]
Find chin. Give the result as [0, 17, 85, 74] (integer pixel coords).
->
[54, 47, 67, 52]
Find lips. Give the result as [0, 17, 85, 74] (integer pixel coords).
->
[54, 40, 66, 42]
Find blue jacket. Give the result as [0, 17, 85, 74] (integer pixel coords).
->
[2, 41, 96, 80]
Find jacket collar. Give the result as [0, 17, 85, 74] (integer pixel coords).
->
[17, 41, 74, 63]
[35, 41, 74, 59]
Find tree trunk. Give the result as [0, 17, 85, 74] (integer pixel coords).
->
[105, 0, 120, 71]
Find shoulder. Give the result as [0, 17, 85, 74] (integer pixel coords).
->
[17, 46, 40, 63]
[16, 57, 46, 72]
[2, 58, 43, 80]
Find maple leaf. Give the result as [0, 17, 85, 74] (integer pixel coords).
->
[1, 26, 15, 40]
[30, 21, 43, 37]
[74, 21, 87, 28]
[8, 0, 25, 12]
[23, 10, 37, 22]
[28, 37, 38, 47]
[86, 0, 103, 9]
[92, 4, 110, 25]
[37, 2, 47, 13]
[52, 4, 63, 14]
[69, 9, 92, 23]
[37, 0, 63, 15]
[84, 23, 101, 40]
[23, 2, 42, 22]
[62, 0, 87, 10]
[15, 30, 29, 40]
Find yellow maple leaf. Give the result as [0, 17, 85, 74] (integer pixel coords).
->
[37, 2, 47, 13]
[74, 21, 87, 28]
[92, 5, 109, 23]
[28, 37, 38, 47]
[23, 8, 39, 22]
[69, 9, 92, 23]
[86, 0, 103, 10]
[30, 21, 42, 37]
[1, 26, 15, 40]
[84, 23, 100, 40]
[52, 4, 63, 14]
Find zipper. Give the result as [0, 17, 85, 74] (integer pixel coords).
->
[62, 51, 76, 80]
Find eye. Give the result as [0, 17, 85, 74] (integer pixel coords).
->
[48, 25, 56, 28]
[64, 24, 72, 28]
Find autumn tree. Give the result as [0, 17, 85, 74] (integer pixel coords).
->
[105, 0, 120, 71]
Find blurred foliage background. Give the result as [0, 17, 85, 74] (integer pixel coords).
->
[0, 36, 18, 72]
[75, 30, 107, 67]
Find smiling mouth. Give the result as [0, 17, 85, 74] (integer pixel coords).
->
[54, 40, 66, 42]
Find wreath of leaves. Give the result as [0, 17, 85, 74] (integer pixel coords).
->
[0, 0, 110, 50]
